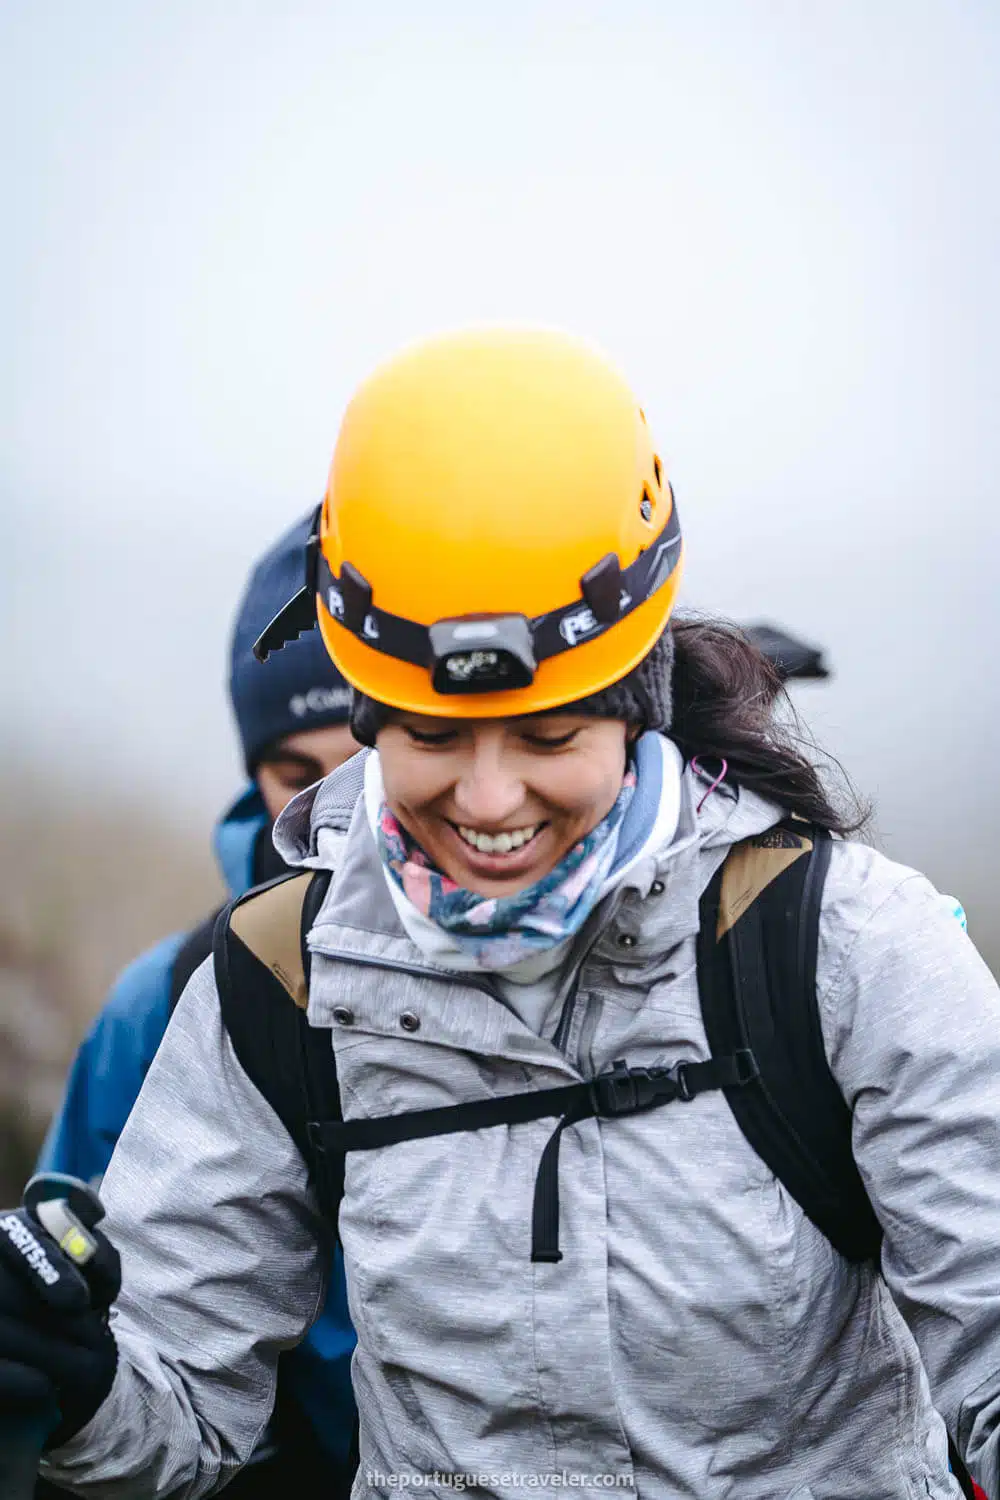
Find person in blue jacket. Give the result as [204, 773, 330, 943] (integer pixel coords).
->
[36, 513, 361, 1498]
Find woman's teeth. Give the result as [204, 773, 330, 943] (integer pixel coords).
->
[457, 825, 539, 855]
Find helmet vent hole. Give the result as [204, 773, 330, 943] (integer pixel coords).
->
[640, 488, 653, 524]
[653, 455, 662, 489]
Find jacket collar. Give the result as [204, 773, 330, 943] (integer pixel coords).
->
[275, 749, 786, 984]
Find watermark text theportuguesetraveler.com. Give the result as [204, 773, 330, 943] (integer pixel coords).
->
[366, 1470, 635, 1492]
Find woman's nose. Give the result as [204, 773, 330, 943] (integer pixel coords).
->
[452, 743, 526, 827]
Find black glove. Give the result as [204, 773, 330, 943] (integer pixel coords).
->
[0, 1202, 120, 1449]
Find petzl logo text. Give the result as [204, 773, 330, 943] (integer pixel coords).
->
[559, 608, 598, 648]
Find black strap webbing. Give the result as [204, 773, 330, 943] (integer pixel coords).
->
[312, 1051, 758, 1262]
[215, 870, 343, 1229]
[296, 871, 342, 1226]
[168, 907, 223, 1015]
[697, 826, 883, 1265]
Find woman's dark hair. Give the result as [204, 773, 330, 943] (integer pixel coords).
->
[669, 614, 870, 837]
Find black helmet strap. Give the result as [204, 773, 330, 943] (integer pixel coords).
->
[254, 496, 681, 688]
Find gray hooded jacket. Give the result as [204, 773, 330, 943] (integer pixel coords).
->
[42, 755, 1000, 1499]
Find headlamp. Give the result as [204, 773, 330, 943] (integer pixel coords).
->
[428, 616, 537, 694]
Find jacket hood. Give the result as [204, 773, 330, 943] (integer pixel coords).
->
[273, 750, 369, 867]
[688, 762, 787, 852]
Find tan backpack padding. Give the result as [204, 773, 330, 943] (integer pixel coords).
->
[716, 828, 814, 940]
[229, 872, 313, 1010]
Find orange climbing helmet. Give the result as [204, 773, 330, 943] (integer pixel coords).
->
[255, 328, 683, 718]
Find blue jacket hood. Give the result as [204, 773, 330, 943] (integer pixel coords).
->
[212, 782, 271, 898]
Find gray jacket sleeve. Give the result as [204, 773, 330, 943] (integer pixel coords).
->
[39, 955, 329, 1499]
[818, 843, 1000, 1497]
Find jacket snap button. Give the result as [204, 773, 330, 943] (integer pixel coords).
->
[332, 1006, 355, 1026]
[399, 1011, 421, 1033]
[617, 933, 637, 949]
[650, 879, 665, 896]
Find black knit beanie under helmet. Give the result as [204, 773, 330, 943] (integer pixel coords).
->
[349, 628, 675, 748]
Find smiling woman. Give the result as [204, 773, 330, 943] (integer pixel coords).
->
[30, 329, 999, 1500]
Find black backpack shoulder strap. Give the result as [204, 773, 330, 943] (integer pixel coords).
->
[213, 868, 343, 1232]
[696, 821, 883, 1263]
[168, 906, 224, 1014]
[698, 823, 979, 1494]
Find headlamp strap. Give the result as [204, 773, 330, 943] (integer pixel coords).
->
[256, 495, 681, 668]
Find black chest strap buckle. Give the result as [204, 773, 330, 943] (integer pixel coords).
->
[532, 1050, 758, 1262]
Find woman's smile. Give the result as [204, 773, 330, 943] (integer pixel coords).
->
[444, 819, 550, 883]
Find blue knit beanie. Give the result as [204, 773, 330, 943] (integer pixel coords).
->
[229, 513, 352, 772]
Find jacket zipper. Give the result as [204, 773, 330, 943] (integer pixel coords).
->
[551, 887, 628, 1063]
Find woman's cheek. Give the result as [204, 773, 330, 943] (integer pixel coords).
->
[546, 767, 621, 831]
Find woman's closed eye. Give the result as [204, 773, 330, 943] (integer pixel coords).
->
[519, 729, 580, 750]
[403, 726, 460, 747]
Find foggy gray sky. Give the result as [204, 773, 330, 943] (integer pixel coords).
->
[2, 3, 998, 931]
